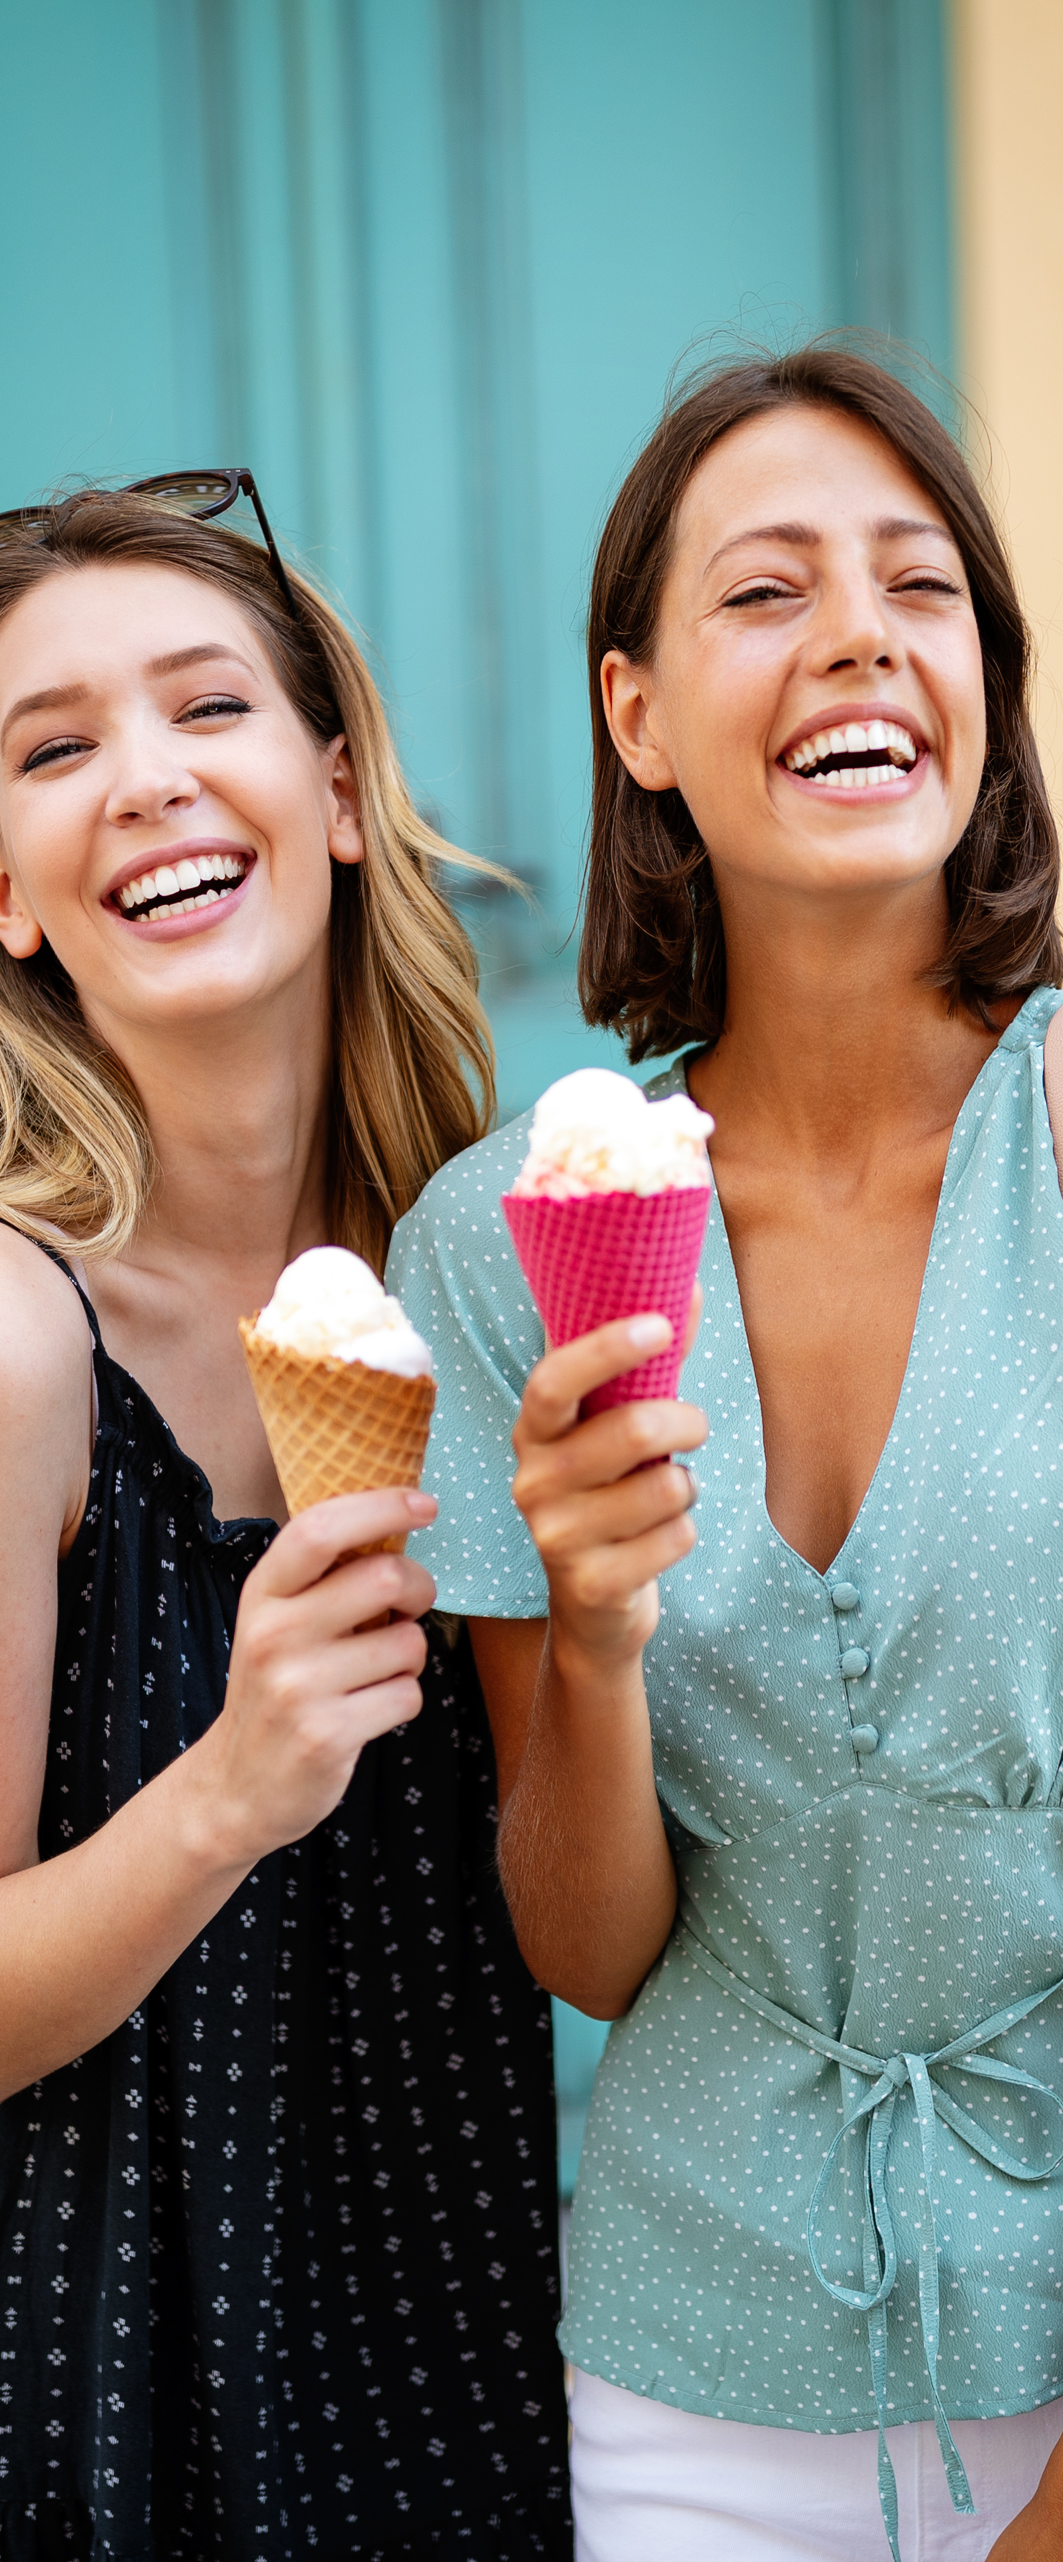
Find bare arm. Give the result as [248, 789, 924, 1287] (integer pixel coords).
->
[470, 1304, 706, 2018]
[985, 2427, 1063, 2559]
[0, 1231, 436, 2098]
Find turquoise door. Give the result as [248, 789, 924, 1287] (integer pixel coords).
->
[0, 0, 954, 2193]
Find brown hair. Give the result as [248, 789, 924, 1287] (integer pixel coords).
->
[0, 491, 500, 1271]
[579, 342, 1061, 1060]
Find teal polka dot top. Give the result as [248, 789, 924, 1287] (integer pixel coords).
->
[388, 986, 1063, 2541]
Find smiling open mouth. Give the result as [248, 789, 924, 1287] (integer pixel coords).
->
[115, 850, 252, 923]
[782, 718, 918, 788]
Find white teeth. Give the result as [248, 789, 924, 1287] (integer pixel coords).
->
[825, 762, 908, 789]
[784, 715, 919, 780]
[123, 881, 228, 922]
[142, 886, 224, 921]
[117, 852, 248, 918]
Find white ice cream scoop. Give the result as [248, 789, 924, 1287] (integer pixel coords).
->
[252, 1246, 433, 1377]
[512, 1067, 713, 1199]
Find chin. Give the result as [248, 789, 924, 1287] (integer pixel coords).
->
[788, 825, 950, 895]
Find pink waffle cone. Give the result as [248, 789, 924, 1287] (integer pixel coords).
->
[502, 1185, 711, 1416]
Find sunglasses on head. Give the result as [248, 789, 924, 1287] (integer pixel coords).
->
[0, 468, 298, 618]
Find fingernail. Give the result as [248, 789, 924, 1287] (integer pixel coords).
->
[684, 1470, 699, 1505]
[406, 1491, 436, 1516]
[628, 1315, 671, 1349]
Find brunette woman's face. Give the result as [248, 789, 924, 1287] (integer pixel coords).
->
[602, 404, 986, 906]
[0, 561, 361, 1042]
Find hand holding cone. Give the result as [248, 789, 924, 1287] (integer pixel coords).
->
[239, 1248, 435, 1553]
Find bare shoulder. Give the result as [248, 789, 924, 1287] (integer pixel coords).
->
[0, 1225, 91, 1401]
[1044, 1002, 1063, 1201]
[0, 1228, 93, 1536]
[0, 1231, 93, 1869]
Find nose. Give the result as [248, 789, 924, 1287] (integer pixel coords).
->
[812, 560, 898, 679]
[102, 717, 201, 828]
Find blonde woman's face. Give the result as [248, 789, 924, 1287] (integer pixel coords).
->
[602, 403, 986, 906]
[0, 560, 361, 1038]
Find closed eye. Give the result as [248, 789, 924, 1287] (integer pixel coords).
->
[177, 693, 253, 723]
[721, 582, 797, 608]
[22, 735, 92, 774]
[20, 693, 254, 773]
[892, 575, 962, 596]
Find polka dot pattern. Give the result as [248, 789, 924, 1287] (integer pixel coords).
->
[389, 986, 1063, 2436]
[0, 1265, 572, 2557]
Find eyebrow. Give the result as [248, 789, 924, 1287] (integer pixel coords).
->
[1, 643, 258, 750]
[707, 514, 957, 574]
[144, 644, 258, 679]
[0, 682, 87, 746]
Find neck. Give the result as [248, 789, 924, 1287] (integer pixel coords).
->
[88, 954, 332, 1288]
[691, 868, 1006, 1160]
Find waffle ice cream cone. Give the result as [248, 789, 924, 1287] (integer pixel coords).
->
[502, 1188, 709, 1416]
[239, 1247, 436, 1552]
[239, 1325, 435, 1547]
[503, 1069, 714, 1418]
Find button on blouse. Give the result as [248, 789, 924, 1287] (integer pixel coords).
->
[388, 985, 1063, 2470]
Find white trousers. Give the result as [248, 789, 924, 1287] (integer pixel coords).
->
[569, 2366, 1063, 2562]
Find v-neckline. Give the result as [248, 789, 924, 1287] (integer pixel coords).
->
[673, 989, 1052, 1588]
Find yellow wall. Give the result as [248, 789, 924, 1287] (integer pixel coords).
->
[953, 0, 1063, 811]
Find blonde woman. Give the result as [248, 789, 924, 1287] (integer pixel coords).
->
[0, 478, 570, 2561]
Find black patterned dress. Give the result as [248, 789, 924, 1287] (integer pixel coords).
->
[0, 1256, 571, 2561]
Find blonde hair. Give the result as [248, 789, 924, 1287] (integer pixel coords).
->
[0, 493, 501, 1272]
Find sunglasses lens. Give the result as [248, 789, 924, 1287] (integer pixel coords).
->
[0, 471, 293, 612]
[0, 478, 237, 547]
[132, 474, 235, 514]
[131, 476, 273, 559]
[0, 510, 47, 548]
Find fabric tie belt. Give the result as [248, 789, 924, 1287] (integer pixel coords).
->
[676, 1912, 1063, 2561]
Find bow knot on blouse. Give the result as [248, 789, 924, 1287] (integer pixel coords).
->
[677, 1915, 1063, 2562]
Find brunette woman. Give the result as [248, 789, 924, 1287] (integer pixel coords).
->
[0, 481, 570, 2560]
[391, 348, 1063, 2560]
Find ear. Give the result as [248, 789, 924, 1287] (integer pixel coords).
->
[322, 737, 364, 867]
[601, 651, 679, 793]
[0, 853, 43, 959]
